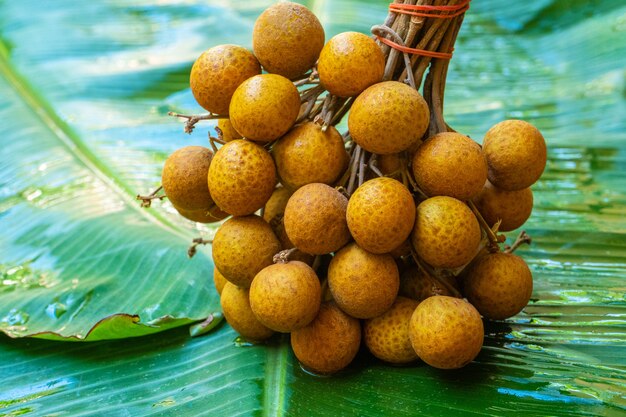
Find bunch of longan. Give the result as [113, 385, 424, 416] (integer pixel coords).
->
[157, 2, 547, 374]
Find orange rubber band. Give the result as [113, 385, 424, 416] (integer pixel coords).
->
[389, 0, 471, 19]
[376, 36, 454, 59]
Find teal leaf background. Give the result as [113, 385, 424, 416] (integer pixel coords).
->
[1, 0, 625, 415]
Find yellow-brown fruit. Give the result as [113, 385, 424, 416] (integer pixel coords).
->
[400, 265, 458, 301]
[291, 302, 361, 374]
[252, 2, 325, 79]
[190, 45, 261, 115]
[328, 243, 399, 319]
[473, 181, 533, 232]
[162, 146, 214, 211]
[213, 267, 228, 295]
[411, 196, 481, 269]
[229, 74, 300, 142]
[378, 152, 405, 177]
[483, 120, 547, 191]
[174, 204, 229, 224]
[409, 296, 484, 369]
[389, 239, 412, 259]
[348, 81, 429, 154]
[216, 119, 242, 142]
[364, 296, 419, 364]
[212, 215, 281, 288]
[207, 139, 276, 216]
[283, 183, 351, 255]
[262, 187, 293, 224]
[317, 32, 384, 97]
[249, 261, 321, 332]
[412, 132, 488, 200]
[347, 177, 416, 254]
[220, 282, 274, 341]
[463, 252, 533, 320]
[273, 122, 348, 190]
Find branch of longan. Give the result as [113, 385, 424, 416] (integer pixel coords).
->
[329, 97, 353, 126]
[136, 185, 166, 208]
[208, 134, 225, 153]
[347, 144, 363, 195]
[187, 237, 213, 259]
[273, 248, 299, 264]
[368, 154, 384, 178]
[504, 231, 532, 254]
[293, 69, 319, 87]
[467, 200, 505, 252]
[371, 25, 417, 89]
[411, 248, 463, 299]
[168, 112, 221, 134]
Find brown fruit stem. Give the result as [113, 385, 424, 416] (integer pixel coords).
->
[187, 237, 213, 259]
[168, 111, 221, 134]
[273, 248, 299, 264]
[504, 231, 532, 254]
[136, 185, 166, 208]
[467, 200, 503, 253]
[411, 248, 462, 298]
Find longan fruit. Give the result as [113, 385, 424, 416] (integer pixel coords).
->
[412, 132, 488, 200]
[229, 74, 300, 142]
[173, 204, 228, 224]
[162, 146, 214, 211]
[207, 139, 276, 216]
[483, 120, 547, 191]
[283, 183, 351, 255]
[216, 119, 242, 142]
[364, 296, 419, 364]
[317, 32, 384, 97]
[378, 152, 405, 178]
[411, 196, 481, 269]
[212, 215, 281, 288]
[272, 122, 348, 190]
[399, 265, 458, 301]
[349, 81, 429, 154]
[291, 302, 361, 375]
[473, 180, 533, 232]
[328, 243, 399, 319]
[347, 177, 416, 254]
[221, 282, 274, 341]
[190, 45, 261, 115]
[463, 252, 533, 320]
[409, 296, 484, 369]
[249, 261, 321, 332]
[262, 186, 293, 224]
[213, 267, 228, 295]
[253, 2, 325, 79]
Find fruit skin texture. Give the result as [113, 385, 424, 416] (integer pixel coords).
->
[328, 243, 400, 319]
[229, 74, 300, 142]
[347, 177, 416, 254]
[291, 302, 361, 374]
[473, 181, 533, 232]
[252, 2, 325, 80]
[317, 32, 384, 97]
[283, 183, 351, 255]
[216, 119, 242, 142]
[262, 187, 293, 224]
[482, 119, 547, 191]
[412, 132, 488, 200]
[411, 196, 481, 269]
[249, 261, 321, 332]
[364, 296, 419, 364]
[221, 282, 274, 341]
[409, 295, 484, 369]
[463, 252, 533, 320]
[349, 81, 429, 154]
[162, 146, 215, 211]
[273, 122, 348, 190]
[174, 204, 229, 224]
[213, 267, 228, 295]
[212, 215, 281, 288]
[190, 45, 261, 115]
[207, 139, 276, 216]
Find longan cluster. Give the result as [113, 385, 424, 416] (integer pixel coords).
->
[157, 2, 547, 374]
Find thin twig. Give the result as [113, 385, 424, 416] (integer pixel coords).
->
[168, 112, 220, 134]
[188, 238, 212, 258]
[504, 231, 532, 254]
[136, 185, 166, 208]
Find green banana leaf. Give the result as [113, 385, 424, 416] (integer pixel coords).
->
[1, 0, 625, 415]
